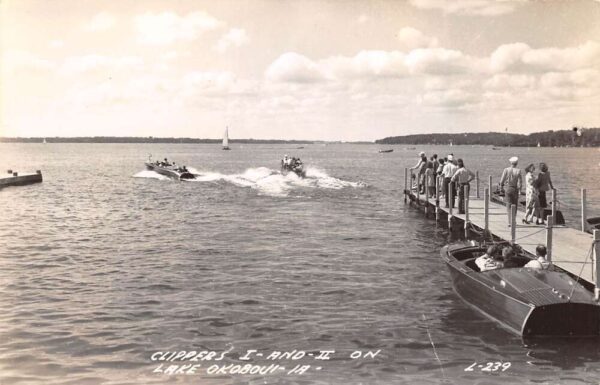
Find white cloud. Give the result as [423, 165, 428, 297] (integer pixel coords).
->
[49, 40, 65, 49]
[408, 0, 528, 16]
[134, 11, 223, 45]
[2, 51, 55, 73]
[215, 28, 249, 53]
[357, 14, 369, 24]
[61, 55, 144, 74]
[490, 41, 600, 73]
[85, 12, 116, 32]
[405, 48, 473, 74]
[396, 27, 438, 50]
[265, 52, 325, 83]
[420, 89, 477, 107]
[484, 74, 536, 89]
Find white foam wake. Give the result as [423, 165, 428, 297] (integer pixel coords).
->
[134, 166, 366, 196]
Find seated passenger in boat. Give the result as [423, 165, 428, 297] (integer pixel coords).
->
[475, 245, 503, 272]
[525, 244, 550, 269]
[502, 246, 520, 268]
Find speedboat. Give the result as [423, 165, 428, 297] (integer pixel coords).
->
[441, 243, 600, 336]
[281, 157, 306, 178]
[491, 186, 566, 225]
[378, 149, 393, 153]
[145, 162, 195, 180]
[585, 217, 600, 234]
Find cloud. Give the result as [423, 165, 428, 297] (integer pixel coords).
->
[408, 0, 528, 16]
[484, 74, 536, 89]
[356, 14, 369, 24]
[85, 12, 116, 31]
[490, 41, 600, 73]
[265, 52, 325, 83]
[134, 11, 223, 45]
[405, 48, 474, 74]
[396, 27, 438, 50]
[419, 89, 478, 107]
[2, 51, 55, 73]
[215, 28, 249, 53]
[61, 55, 144, 74]
[49, 40, 65, 49]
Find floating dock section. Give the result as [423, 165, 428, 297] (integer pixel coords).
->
[404, 168, 600, 295]
[0, 170, 43, 188]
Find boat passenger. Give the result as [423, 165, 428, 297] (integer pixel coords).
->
[502, 246, 520, 268]
[451, 159, 475, 214]
[499, 157, 523, 226]
[525, 244, 550, 269]
[475, 245, 503, 272]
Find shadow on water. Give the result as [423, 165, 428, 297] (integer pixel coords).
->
[522, 337, 600, 370]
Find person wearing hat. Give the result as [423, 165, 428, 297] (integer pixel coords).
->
[441, 154, 458, 208]
[500, 156, 523, 226]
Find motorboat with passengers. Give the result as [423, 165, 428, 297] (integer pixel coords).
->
[281, 155, 306, 178]
[145, 156, 195, 180]
[441, 242, 600, 337]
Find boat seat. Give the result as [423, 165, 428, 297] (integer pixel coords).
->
[465, 258, 480, 272]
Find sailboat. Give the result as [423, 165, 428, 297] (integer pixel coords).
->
[222, 127, 230, 150]
[43, 138, 47, 144]
[537, 141, 541, 147]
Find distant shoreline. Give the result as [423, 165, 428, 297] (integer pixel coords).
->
[0, 137, 371, 145]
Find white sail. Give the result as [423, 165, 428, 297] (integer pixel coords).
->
[222, 127, 230, 149]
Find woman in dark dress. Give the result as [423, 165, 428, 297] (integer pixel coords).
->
[537, 162, 554, 210]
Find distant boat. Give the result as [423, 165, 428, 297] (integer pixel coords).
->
[222, 127, 230, 150]
[537, 142, 541, 147]
[43, 138, 47, 144]
[378, 149, 393, 153]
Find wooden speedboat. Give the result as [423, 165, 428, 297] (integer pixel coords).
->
[491, 186, 565, 225]
[145, 162, 195, 180]
[585, 217, 600, 234]
[441, 243, 600, 336]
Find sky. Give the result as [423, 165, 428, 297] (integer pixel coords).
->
[1, 0, 599, 141]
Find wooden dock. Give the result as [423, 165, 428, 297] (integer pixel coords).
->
[0, 170, 43, 188]
[404, 168, 600, 291]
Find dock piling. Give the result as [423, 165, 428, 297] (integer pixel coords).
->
[476, 171, 480, 199]
[464, 184, 470, 238]
[582, 188, 587, 232]
[404, 168, 408, 203]
[510, 204, 517, 244]
[484, 188, 489, 235]
[546, 215, 554, 263]
[488, 175, 493, 202]
[435, 176, 440, 221]
[594, 230, 600, 301]
[551, 189, 557, 225]
[448, 183, 454, 228]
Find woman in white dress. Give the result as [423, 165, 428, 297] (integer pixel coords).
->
[523, 164, 542, 224]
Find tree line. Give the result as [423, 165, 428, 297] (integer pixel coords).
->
[375, 128, 600, 147]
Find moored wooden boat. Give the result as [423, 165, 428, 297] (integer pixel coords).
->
[441, 243, 600, 336]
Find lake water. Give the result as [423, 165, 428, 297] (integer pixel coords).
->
[1, 143, 600, 385]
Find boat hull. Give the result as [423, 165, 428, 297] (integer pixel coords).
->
[442, 244, 600, 336]
[145, 163, 194, 180]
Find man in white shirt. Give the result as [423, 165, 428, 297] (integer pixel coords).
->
[475, 245, 503, 272]
[442, 155, 458, 208]
[525, 244, 550, 269]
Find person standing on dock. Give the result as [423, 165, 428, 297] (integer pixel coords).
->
[537, 162, 554, 212]
[442, 155, 458, 208]
[410, 152, 428, 193]
[499, 157, 523, 225]
[451, 158, 475, 214]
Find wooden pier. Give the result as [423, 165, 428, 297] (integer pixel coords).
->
[0, 170, 43, 188]
[404, 168, 600, 294]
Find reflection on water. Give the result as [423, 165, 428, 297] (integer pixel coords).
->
[0, 143, 599, 384]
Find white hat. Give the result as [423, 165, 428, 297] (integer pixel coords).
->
[447, 154, 454, 161]
[509, 156, 518, 163]
[419, 151, 425, 156]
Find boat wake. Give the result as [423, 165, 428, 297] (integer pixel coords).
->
[134, 166, 366, 196]
[133, 170, 170, 180]
[190, 166, 366, 197]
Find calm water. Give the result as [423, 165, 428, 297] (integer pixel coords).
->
[1, 143, 600, 385]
